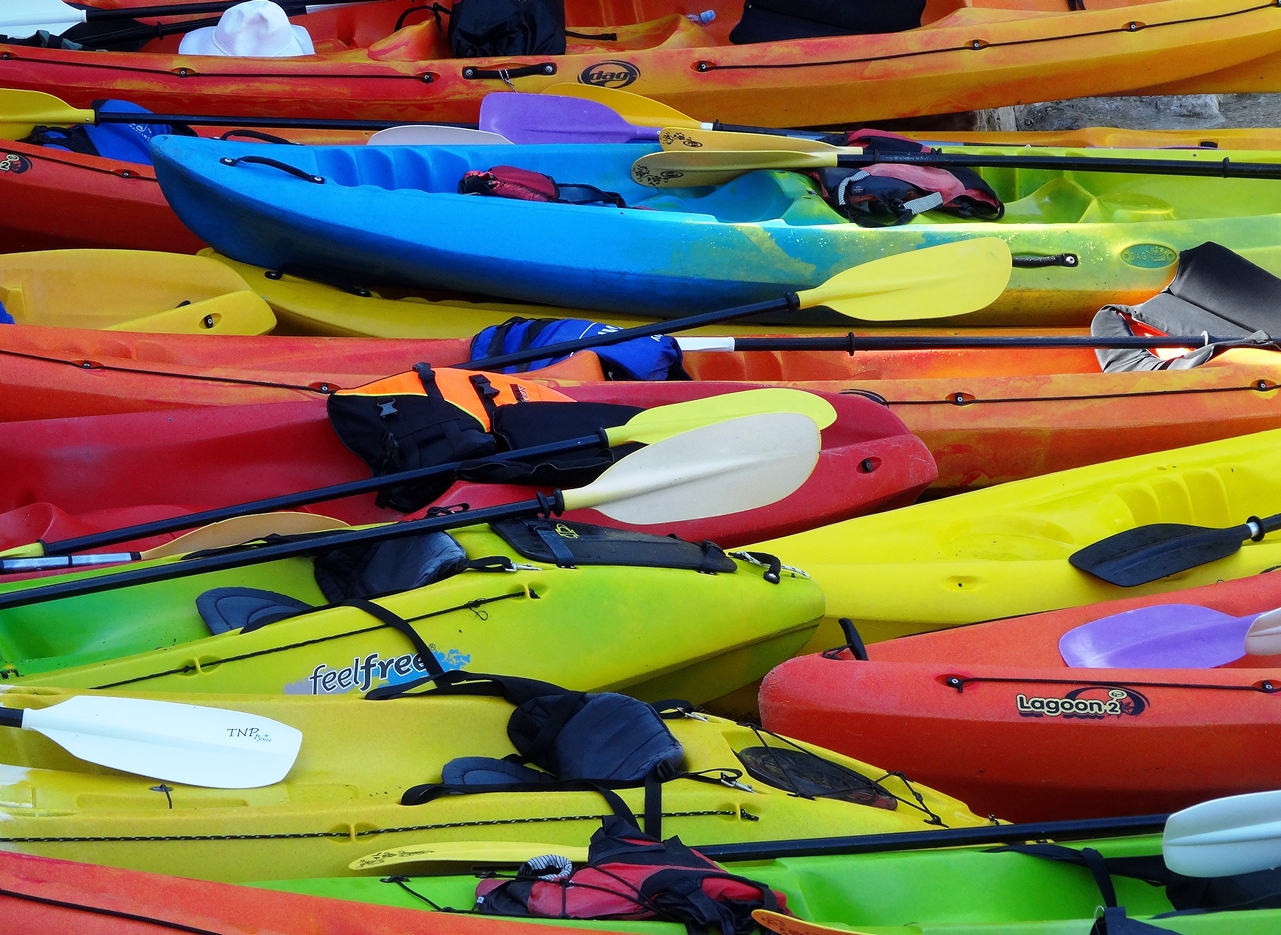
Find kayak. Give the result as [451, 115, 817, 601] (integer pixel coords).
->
[0, 851, 576, 935]
[153, 137, 1281, 325]
[260, 832, 1281, 935]
[906, 127, 1281, 149]
[5, 323, 1281, 492]
[0, 685, 985, 881]
[750, 426, 1281, 645]
[0, 514, 823, 699]
[8, 0, 1281, 128]
[0, 249, 274, 333]
[0, 382, 933, 551]
[760, 573, 1281, 822]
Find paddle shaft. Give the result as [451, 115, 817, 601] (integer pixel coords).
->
[0, 493, 561, 612]
[452, 296, 795, 371]
[833, 151, 1281, 180]
[698, 334, 1249, 352]
[37, 432, 610, 557]
[697, 812, 1169, 862]
[50, 0, 356, 21]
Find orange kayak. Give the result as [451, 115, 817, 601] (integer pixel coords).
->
[6, 0, 1281, 126]
[5, 325, 1281, 491]
[759, 573, 1281, 823]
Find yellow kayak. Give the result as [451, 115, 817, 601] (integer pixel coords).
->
[752, 427, 1281, 646]
[0, 686, 986, 882]
[0, 250, 275, 335]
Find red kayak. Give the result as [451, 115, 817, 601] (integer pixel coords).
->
[0, 848, 563, 935]
[759, 574, 1281, 823]
[0, 387, 933, 552]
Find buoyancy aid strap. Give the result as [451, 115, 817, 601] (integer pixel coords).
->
[535, 525, 578, 567]
[990, 843, 1172, 905]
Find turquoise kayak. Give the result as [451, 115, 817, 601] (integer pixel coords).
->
[151, 137, 1281, 325]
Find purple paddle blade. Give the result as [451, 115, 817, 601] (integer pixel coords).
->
[479, 93, 659, 144]
[1059, 604, 1254, 669]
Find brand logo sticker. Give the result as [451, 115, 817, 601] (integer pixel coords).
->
[1120, 244, 1177, 268]
[580, 60, 640, 88]
[1016, 686, 1148, 719]
[0, 153, 31, 174]
[284, 646, 471, 695]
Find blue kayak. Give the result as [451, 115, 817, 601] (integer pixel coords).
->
[151, 136, 1281, 323]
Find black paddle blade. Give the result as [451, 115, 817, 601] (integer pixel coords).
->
[1069, 522, 1252, 587]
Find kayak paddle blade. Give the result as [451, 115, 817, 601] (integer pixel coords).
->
[0, 87, 93, 139]
[609, 388, 836, 446]
[14, 695, 302, 789]
[797, 239, 1011, 322]
[658, 127, 846, 156]
[541, 83, 702, 131]
[563, 412, 820, 524]
[1164, 789, 1281, 877]
[1245, 605, 1281, 656]
[352, 840, 590, 870]
[1069, 522, 1253, 587]
[1058, 604, 1251, 669]
[369, 125, 512, 145]
[631, 149, 831, 187]
[481, 93, 656, 144]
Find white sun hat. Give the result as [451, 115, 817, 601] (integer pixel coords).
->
[179, 0, 316, 57]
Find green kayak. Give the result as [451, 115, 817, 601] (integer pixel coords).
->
[257, 832, 1281, 934]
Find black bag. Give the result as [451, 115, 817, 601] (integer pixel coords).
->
[448, 0, 566, 57]
[729, 0, 925, 44]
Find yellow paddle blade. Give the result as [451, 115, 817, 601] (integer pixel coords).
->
[658, 127, 856, 156]
[607, 387, 837, 446]
[140, 512, 352, 559]
[541, 83, 702, 130]
[0, 88, 94, 140]
[351, 841, 590, 871]
[632, 150, 835, 188]
[753, 910, 877, 935]
[798, 240, 1012, 322]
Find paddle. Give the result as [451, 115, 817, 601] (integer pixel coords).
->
[0, 412, 821, 611]
[673, 333, 1251, 353]
[480, 93, 655, 144]
[1056, 603, 1271, 669]
[368, 125, 512, 146]
[0, 388, 835, 565]
[352, 841, 590, 870]
[0, 694, 301, 788]
[630, 132, 1281, 188]
[4, 0, 366, 37]
[452, 240, 1013, 373]
[0, 89, 474, 140]
[1069, 511, 1281, 588]
[0, 512, 351, 573]
[541, 84, 842, 143]
[1245, 609, 1281, 656]
[1164, 789, 1281, 877]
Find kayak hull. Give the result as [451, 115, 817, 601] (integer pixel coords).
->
[760, 574, 1281, 822]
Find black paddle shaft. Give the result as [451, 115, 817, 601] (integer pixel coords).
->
[79, 0, 322, 21]
[450, 295, 796, 371]
[1069, 510, 1281, 587]
[846, 151, 1281, 180]
[0, 493, 562, 613]
[39, 431, 612, 557]
[699, 812, 1169, 861]
[724, 334, 1247, 352]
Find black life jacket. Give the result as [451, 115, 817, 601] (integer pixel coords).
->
[327, 364, 640, 513]
[447, 0, 566, 57]
[729, 0, 925, 44]
[1092, 242, 1280, 372]
[475, 815, 788, 935]
[819, 130, 1004, 228]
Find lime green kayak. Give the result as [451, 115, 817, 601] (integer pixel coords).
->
[257, 833, 1280, 934]
[0, 522, 822, 704]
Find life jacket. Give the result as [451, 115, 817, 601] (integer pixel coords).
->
[327, 364, 639, 512]
[447, 0, 566, 57]
[460, 166, 632, 209]
[1092, 241, 1280, 372]
[474, 815, 788, 935]
[471, 317, 688, 381]
[729, 0, 924, 44]
[22, 100, 195, 167]
[816, 130, 1003, 228]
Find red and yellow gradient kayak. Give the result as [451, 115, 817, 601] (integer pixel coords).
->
[760, 573, 1281, 823]
[6, 0, 1281, 126]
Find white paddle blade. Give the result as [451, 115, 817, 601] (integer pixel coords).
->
[1164, 790, 1281, 877]
[21, 696, 302, 789]
[5, 0, 85, 34]
[1244, 606, 1281, 656]
[565, 412, 820, 525]
[369, 126, 513, 146]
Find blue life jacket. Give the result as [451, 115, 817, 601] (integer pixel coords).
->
[24, 100, 182, 166]
[0, 301, 13, 325]
[470, 317, 687, 381]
